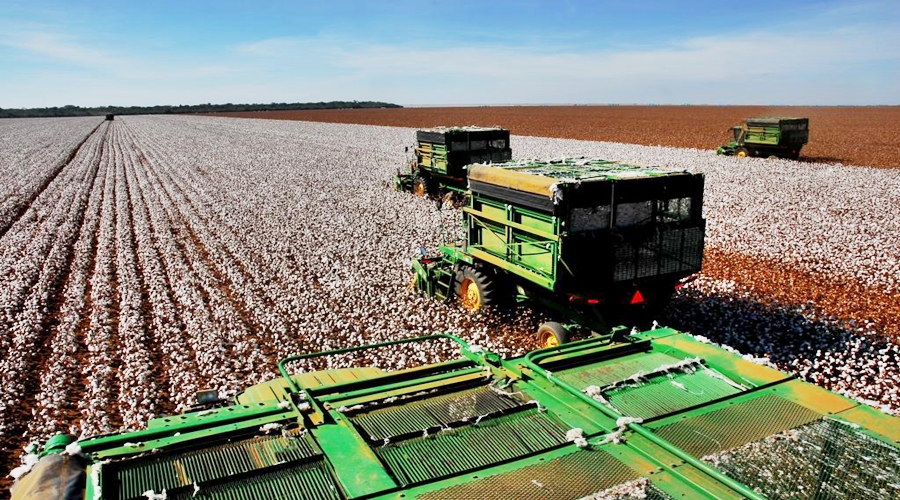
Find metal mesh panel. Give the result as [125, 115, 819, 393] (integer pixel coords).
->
[376, 409, 567, 485]
[659, 230, 684, 275]
[418, 448, 642, 500]
[350, 385, 525, 442]
[613, 241, 636, 281]
[611, 226, 703, 281]
[109, 431, 321, 500]
[166, 460, 341, 500]
[681, 226, 704, 271]
[562, 356, 744, 420]
[704, 418, 900, 500]
[651, 394, 822, 458]
[557, 352, 681, 389]
[604, 367, 742, 419]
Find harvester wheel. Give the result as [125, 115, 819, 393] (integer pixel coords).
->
[413, 176, 432, 197]
[455, 266, 495, 312]
[735, 147, 749, 158]
[537, 322, 569, 348]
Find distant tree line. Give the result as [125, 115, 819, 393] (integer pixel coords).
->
[0, 101, 402, 119]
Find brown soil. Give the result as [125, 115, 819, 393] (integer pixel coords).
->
[703, 247, 899, 339]
[213, 106, 900, 169]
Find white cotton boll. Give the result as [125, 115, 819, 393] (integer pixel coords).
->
[565, 428, 584, 442]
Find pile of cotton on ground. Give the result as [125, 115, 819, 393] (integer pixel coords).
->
[0, 116, 896, 472]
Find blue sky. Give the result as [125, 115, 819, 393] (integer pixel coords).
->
[1, 0, 898, 107]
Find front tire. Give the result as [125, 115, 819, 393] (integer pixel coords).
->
[413, 175, 432, 197]
[537, 322, 569, 348]
[735, 147, 749, 158]
[454, 266, 495, 312]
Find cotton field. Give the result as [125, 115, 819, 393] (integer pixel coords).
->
[0, 115, 897, 474]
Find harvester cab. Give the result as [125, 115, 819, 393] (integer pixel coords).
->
[395, 126, 511, 198]
[717, 117, 809, 159]
[411, 158, 705, 347]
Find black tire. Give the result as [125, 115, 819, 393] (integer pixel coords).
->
[735, 147, 750, 158]
[454, 266, 495, 312]
[537, 322, 569, 348]
[413, 175, 432, 197]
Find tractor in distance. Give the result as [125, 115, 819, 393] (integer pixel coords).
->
[717, 117, 809, 159]
[395, 126, 512, 197]
[411, 158, 706, 347]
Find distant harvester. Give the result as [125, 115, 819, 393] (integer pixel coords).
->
[717, 117, 809, 160]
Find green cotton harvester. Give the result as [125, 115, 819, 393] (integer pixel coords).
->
[395, 127, 512, 197]
[717, 117, 809, 160]
[412, 158, 705, 347]
[12, 332, 900, 499]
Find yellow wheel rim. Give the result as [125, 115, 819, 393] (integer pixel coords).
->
[736, 150, 747, 158]
[459, 278, 481, 311]
[413, 181, 426, 196]
[539, 331, 560, 348]
[408, 274, 418, 291]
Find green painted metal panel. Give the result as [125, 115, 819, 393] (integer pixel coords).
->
[311, 417, 398, 497]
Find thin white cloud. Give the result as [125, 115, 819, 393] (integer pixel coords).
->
[0, 27, 130, 72]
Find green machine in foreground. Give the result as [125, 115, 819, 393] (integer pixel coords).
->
[13, 330, 900, 499]
[395, 127, 512, 197]
[412, 158, 705, 346]
[717, 117, 809, 160]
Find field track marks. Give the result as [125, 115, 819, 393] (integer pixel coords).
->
[120, 122, 195, 414]
[110, 122, 165, 429]
[78, 129, 125, 437]
[0, 121, 108, 478]
[121, 124, 234, 398]
[124, 125, 282, 382]
[0, 119, 105, 242]
[27, 124, 109, 440]
[132, 139, 248, 393]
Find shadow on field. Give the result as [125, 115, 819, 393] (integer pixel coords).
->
[800, 155, 849, 165]
[660, 289, 855, 369]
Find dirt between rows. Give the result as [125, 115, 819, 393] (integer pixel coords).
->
[213, 105, 900, 169]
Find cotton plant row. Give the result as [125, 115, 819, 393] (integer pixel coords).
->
[0, 117, 101, 233]
[0, 120, 109, 451]
[0, 114, 896, 474]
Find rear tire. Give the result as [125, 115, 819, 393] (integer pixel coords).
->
[735, 147, 749, 158]
[413, 175, 432, 197]
[454, 266, 495, 312]
[537, 322, 569, 348]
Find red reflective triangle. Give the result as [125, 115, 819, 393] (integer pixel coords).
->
[630, 290, 645, 305]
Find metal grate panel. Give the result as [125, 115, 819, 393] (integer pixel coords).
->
[651, 394, 822, 458]
[557, 352, 681, 389]
[377, 409, 567, 485]
[351, 385, 524, 442]
[167, 460, 341, 500]
[605, 368, 742, 419]
[704, 418, 900, 500]
[110, 431, 321, 500]
[418, 448, 643, 500]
